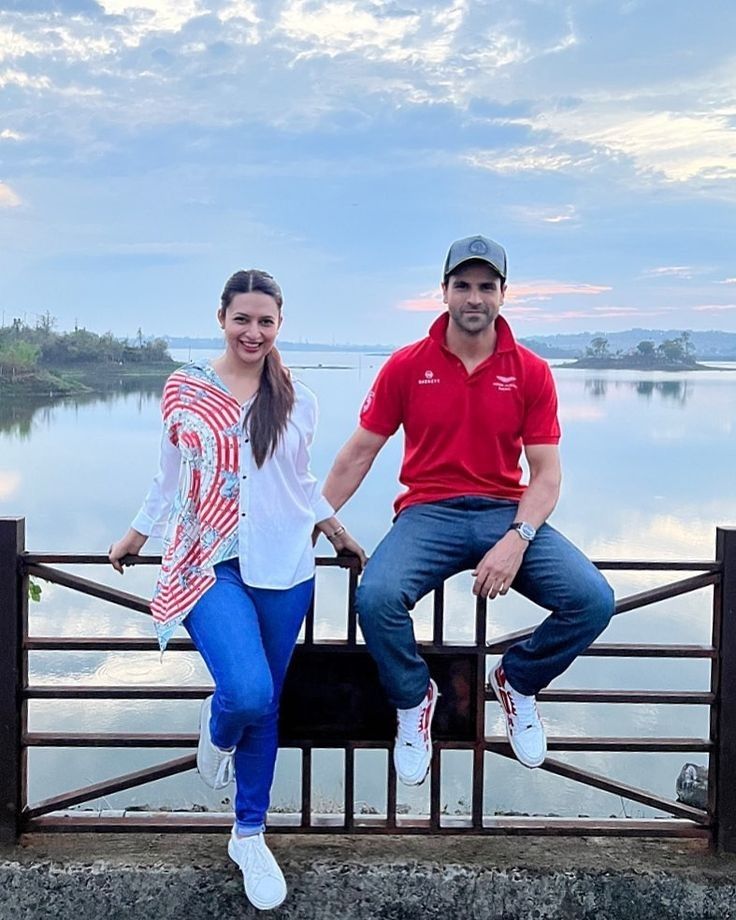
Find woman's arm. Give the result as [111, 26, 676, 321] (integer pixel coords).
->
[109, 427, 181, 573]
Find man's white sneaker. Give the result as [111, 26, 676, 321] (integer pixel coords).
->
[228, 829, 287, 911]
[394, 678, 438, 786]
[490, 664, 546, 768]
[197, 695, 235, 789]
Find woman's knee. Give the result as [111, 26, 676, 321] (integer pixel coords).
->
[217, 677, 274, 724]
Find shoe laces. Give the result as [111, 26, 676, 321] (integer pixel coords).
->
[240, 835, 274, 880]
[397, 700, 430, 748]
[509, 689, 539, 731]
[214, 749, 235, 787]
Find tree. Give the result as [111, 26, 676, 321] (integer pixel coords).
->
[636, 340, 656, 357]
[587, 336, 610, 358]
[658, 338, 686, 363]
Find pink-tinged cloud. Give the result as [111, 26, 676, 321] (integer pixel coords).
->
[505, 281, 612, 302]
[398, 290, 444, 312]
[692, 303, 736, 312]
[399, 280, 612, 311]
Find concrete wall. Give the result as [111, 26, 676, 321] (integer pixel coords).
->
[2, 835, 736, 919]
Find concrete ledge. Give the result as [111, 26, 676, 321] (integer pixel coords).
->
[2, 835, 736, 919]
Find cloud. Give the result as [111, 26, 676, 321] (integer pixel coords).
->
[398, 289, 443, 312]
[506, 281, 612, 302]
[692, 304, 736, 313]
[0, 181, 21, 207]
[0, 128, 24, 140]
[465, 148, 595, 175]
[716, 278, 736, 285]
[643, 266, 694, 279]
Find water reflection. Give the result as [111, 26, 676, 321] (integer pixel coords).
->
[584, 378, 690, 404]
[0, 380, 163, 438]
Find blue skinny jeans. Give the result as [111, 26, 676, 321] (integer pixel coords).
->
[184, 559, 314, 835]
[356, 498, 615, 708]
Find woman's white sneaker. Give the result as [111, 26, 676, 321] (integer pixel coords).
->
[197, 695, 235, 789]
[490, 664, 547, 768]
[228, 829, 287, 911]
[393, 678, 438, 785]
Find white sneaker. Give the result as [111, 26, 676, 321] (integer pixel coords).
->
[393, 678, 438, 786]
[490, 664, 547, 768]
[197, 695, 235, 789]
[228, 829, 287, 911]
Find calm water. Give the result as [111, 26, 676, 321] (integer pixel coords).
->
[1, 350, 735, 821]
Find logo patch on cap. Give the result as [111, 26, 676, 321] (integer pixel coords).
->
[468, 239, 489, 255]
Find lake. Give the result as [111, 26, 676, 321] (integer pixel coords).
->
[1, 349, 735, 822]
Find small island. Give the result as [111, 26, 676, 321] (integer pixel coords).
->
[563, 333, 710, 371]
[0, 314, 176, 396]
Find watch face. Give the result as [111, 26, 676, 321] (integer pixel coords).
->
[512, 522, 536, 541]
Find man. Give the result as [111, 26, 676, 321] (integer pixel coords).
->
[322, 235, 614, 785]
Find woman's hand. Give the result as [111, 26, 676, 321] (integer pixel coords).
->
[327, 526, 367, 572]
[108, 528, 148, 574]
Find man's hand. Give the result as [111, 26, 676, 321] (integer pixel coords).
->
[472, 531, 527, 599]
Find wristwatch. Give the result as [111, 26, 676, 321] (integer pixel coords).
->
[509, 521, 536, 542]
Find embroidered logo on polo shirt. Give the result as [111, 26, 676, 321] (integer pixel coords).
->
[418, 369, 440, 385]
[360, 389, 375, 414]
[493, 375, 517, 391]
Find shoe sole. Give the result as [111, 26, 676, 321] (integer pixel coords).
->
[228, 837, 287, 911]
[395, 679, 439, 786]
[489, 668, 545, 769]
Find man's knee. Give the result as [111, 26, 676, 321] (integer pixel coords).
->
[583, 576, 615, 634]
[356, 572, 407, 629]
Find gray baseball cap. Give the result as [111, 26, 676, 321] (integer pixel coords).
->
[442, 235, 507, 281]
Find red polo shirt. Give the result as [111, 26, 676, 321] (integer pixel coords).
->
[359, 313, 561, 515]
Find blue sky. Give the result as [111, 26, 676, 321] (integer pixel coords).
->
[1, 0, 735, 344]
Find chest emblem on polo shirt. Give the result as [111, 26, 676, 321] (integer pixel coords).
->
[418, 369, 441, 385]
[493, 375, 517, 391]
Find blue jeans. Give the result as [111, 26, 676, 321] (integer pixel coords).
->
[356, 498, 615, 707]
[184, 559, 314, 834]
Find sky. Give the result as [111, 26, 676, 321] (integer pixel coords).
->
[1, 0, 735, 345]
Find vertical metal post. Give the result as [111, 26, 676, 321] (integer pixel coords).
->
[715, 527, 736, 852]
[0, 518, 26, 843]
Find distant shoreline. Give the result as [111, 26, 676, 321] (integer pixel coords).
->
[559, 358, 735, 372]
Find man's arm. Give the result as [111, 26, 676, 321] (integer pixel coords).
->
[319, 427, 388, 516]
[472, 444, 561, 599]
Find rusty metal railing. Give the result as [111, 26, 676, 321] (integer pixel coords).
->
[1, 518, 734, 850]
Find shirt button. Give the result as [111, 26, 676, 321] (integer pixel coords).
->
[242, 474, 247, 479]
[241, 512, 246, 517]
[244, 437, 249, 443]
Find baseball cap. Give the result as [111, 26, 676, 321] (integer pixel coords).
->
[442, 235, 507, 281]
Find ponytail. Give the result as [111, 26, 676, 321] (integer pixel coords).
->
[246, 346, 294, 468]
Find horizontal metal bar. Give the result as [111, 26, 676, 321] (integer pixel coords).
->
[25, 686, 212, 700]
[578, 643, 716, 659]
[22, 553, 358, 569]
[27, 685, 715, 704]
[22, 811, 711, 838]
[24, 564, 151, 615]
[23, 733, 713, 753]
[485, 736, 712, 753]
[520, 754, 709, 824]
[514, 689, 713, 705]
[24, 753, 195, 819]
[25, 637, 195, 651]
[594, 561, 720, 572]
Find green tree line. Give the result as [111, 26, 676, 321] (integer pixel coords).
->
[585, 332, 696, 365]
[0, 315, 171, 377]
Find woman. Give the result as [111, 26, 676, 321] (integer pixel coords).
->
[109, 269, 365, 911]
